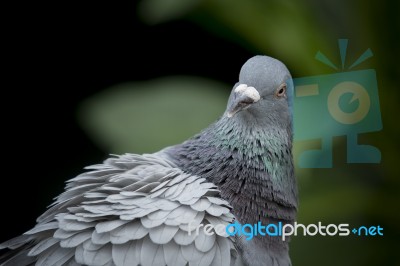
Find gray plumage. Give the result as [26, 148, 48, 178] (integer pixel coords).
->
[0, 55, 297, 266]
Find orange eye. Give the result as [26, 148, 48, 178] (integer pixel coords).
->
[276, 84, 286, 97]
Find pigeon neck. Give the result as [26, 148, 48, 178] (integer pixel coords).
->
[167, 114, 298, 248]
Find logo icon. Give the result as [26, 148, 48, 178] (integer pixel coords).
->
[293, 39, 382, 168]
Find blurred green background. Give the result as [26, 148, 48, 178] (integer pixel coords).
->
[2, 0, 399, 265]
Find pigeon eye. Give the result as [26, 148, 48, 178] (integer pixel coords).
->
[276, 84, 286, 97]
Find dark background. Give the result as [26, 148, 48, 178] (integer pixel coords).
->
[2, 1, 399, 265]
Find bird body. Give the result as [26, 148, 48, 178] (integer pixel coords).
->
[0, 56, 298, 266]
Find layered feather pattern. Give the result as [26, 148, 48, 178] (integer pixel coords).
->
[1, 154, 239, 266]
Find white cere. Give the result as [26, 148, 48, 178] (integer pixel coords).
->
[235, 84, 260, 102]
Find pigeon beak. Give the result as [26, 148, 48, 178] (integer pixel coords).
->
[227, 84, 260, 117]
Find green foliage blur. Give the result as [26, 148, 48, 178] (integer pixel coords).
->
[78, 1, 399, 265]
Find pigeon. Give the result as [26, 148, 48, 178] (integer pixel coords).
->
[0, 55, 298, 266]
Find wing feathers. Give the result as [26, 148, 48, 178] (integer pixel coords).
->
[1, 153, 238, 265]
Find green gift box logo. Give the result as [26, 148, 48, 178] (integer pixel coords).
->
[292, 39, 382, 168]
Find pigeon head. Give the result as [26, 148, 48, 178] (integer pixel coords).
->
[226, 55, 293, 130]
